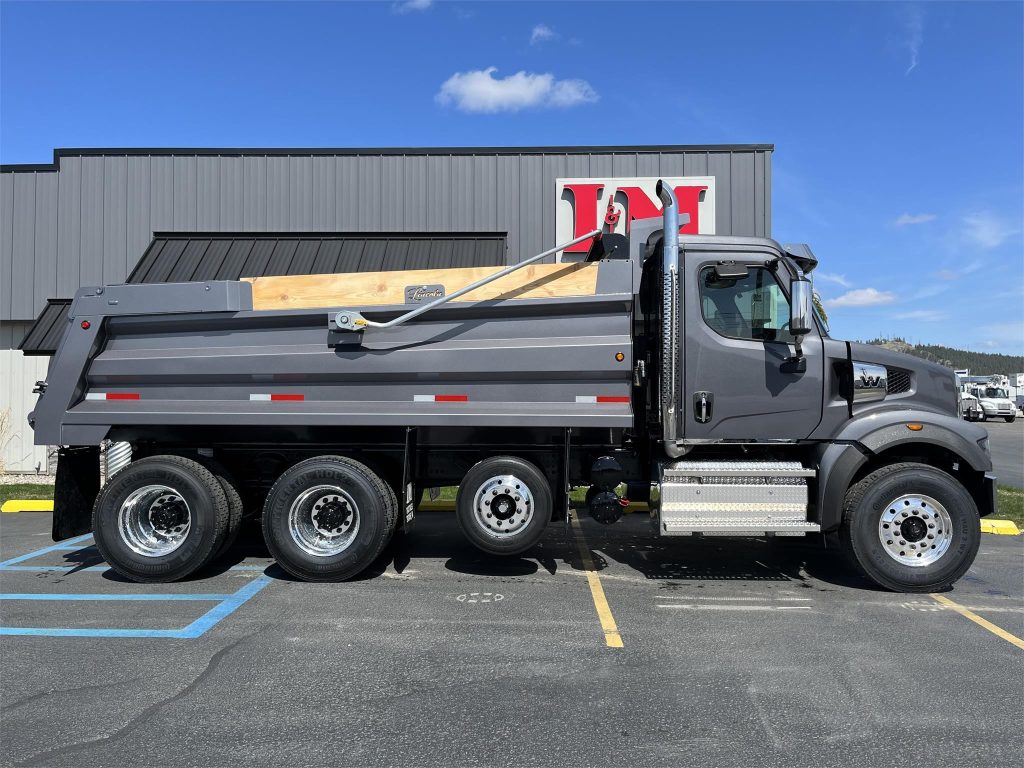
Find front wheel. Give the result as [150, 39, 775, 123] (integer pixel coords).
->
[1004, 415, 1016, 423]
[839, 462, 980, 592]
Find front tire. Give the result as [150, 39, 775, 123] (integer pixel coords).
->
[839, 462, 980, 592]
[456, 456, 552, 555]
[1004, 415, 1016, 423]
[92, 456, 230, 582]
[262, 456, 397, 582]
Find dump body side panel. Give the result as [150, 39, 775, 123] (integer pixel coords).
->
[33, 263, 636, 444]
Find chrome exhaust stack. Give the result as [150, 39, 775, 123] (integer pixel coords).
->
[656, 180, 687, 458]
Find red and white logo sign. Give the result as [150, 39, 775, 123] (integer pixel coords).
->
[556, 176, 716, 258]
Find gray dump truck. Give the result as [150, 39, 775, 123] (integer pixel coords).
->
[28, 182, 996, 591]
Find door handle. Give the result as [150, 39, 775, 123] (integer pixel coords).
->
[693, 391, 713, 424]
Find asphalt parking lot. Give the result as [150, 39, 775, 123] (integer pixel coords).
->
[1, 510, 1021, 768]
[983, 417, 1024, 488]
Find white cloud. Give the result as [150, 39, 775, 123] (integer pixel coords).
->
[436, 67, 598, 113]
[894, 212, 936, 226]
[392, 0, 432, 14]
[894, 309, 947, 322]
[827, 288, 898, 308]
[933, 261, 983, 281]
[978, 322, 1024, 350]
[962, 211, 1019, 249]
[814, 272, 852, 288]
[904, 7, 924, 75]
[530, 24, 555, 45]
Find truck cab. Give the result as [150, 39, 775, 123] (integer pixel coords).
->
[970, 386, 1017, 422]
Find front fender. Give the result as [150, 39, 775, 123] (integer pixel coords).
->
[813, 410, 992, 532]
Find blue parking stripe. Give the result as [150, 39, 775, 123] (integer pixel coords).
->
[0, 534, 94, 567]
[0, 627, 200, 638]
[0, 564, 267, 573]
[0, 576, 273, 638]
[0, 565, 108, 572]
[176, 576, 273, 638]
[0, 593, 233, 601]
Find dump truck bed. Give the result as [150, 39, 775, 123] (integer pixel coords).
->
[33, 260, 636, 446]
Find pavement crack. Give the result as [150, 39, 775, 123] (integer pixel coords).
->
[15, 635, 252, 768]
[2, 676, 148, 714]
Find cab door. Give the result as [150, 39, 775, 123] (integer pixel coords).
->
[681, 249, 824, 440]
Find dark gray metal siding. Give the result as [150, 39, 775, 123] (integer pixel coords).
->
[126, 232, 506, 283]
[18, 233, 506, 354]
[18, 299, 71, 356]
[0, 145, 772, 325]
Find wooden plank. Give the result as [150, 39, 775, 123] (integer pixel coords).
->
[244, 262, 600, 311]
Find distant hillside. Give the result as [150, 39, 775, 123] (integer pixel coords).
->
[865, 338, 1023, 376]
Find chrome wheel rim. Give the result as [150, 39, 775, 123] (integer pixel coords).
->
[472, 474, 534, 538]
[877, 494, 953, 567]
[288, 485, 360, 557]
[118, 484, 191, 557]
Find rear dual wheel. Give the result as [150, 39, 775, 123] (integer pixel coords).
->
[92, 456, 230, 583]
[261, 456, 398, 582]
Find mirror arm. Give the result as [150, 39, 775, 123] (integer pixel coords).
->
[783, 337, 808, 373]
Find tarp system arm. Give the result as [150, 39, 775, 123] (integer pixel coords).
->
[333, 229, 601, 332]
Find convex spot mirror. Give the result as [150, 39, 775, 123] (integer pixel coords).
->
[706, 262, 749, 289]
[712, 262, 749, 280]
[789, 278, 812, 336]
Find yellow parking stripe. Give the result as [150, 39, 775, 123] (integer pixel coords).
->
[1, 500, 54, 513]
[570, 512, 623, 648]
[930, 593, 1024, 651]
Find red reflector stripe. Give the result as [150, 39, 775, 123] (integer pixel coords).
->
[106, 393, 140, 400]
[596, 396, 631, 403]
[434, 394, 469, 402]
[270, 393, 304, 401]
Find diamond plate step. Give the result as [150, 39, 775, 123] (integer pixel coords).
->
[658, 460, 817, 537]
[663, 460, 814, 480]
[662, 518, 821, 536]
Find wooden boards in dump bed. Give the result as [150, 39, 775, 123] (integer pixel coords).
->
[244, 262, 600, 311]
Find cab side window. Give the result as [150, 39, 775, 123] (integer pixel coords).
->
[699, 267, 796, 344]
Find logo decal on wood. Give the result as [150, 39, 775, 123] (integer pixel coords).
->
[405, 284, 445, 303]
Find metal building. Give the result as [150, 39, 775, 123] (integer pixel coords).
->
[0, 143, 773, 471]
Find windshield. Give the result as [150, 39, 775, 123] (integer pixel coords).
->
[984, 388, 1008, 398]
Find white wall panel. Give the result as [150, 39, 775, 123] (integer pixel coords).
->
[0, 350, 50, 473]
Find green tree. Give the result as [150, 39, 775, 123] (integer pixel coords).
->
[812, 291, 828, 325]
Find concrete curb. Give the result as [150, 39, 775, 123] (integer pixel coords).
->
[1, 500, 54, 513]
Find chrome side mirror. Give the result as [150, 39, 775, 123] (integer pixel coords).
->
[789, 278, 812, 336]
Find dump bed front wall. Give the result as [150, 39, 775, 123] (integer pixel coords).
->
[0, 146, 772, 325]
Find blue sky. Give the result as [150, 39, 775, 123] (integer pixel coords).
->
[2, 1, 1022, 354]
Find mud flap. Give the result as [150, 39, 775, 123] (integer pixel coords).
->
[401, 427, 417, 529]
[52, 446, 100, 541]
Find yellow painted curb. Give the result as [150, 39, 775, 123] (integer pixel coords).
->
[981, 519, 1021, 536]
[1, 499, 54, 513]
